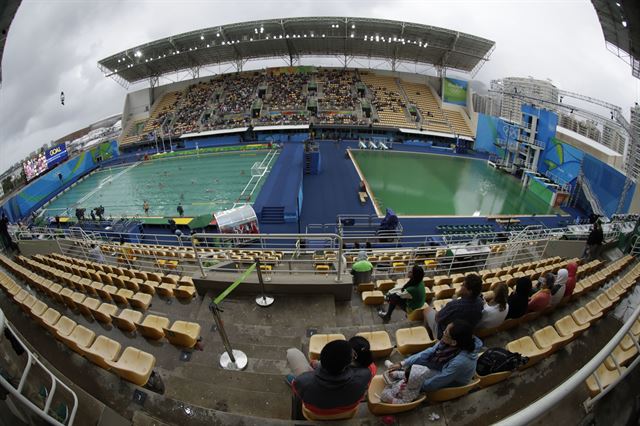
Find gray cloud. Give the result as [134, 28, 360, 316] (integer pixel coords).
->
[0, 0, 637, 171]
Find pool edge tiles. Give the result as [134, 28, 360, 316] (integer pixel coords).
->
[349, 149, 567, 218]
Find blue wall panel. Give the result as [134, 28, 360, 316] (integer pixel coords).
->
[2, 141, 119, 221]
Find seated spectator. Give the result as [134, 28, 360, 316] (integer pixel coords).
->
[378, 265, 426, 322]
[527, 273, 554, 313]
[286, 340, 371, 417]
[563, 262, 578, 300]
[387, 320, 482, 393]
[349, 336, 376, 376]
[380, 365, 433, 404]
[506, 277, 532, 319]
[477, 282, 509, 329]
[550, 269, 568, 306]
[89, 244, 105, 263]
[425, 274, 484, 339]
[350, 251, 373, 285]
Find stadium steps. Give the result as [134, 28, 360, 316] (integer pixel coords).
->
[162, 372, 291, 420]
[260, 207, 285, 224]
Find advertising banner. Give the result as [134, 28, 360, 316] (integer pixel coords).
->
[45, 143, 68, 168]
[443, 77, 468, 106]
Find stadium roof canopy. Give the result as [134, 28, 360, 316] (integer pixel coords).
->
[592, 0, 640, 78]
[98, 17, 495, 86]
[0, 0, 22, 86]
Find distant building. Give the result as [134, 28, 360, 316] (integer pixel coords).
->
[490, 77, 559, 122]
[629, 104, 640, 179]
[472, 92, 501, 117]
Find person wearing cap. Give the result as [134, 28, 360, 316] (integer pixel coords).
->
[286, 340, 371, 417]
[350, 250, 373, 285]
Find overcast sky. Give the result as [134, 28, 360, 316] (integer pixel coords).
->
[0, 0, 638, 172]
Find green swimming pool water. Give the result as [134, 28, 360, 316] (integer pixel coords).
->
[44, 150, 277, 218]
[351, 150, 562, 216]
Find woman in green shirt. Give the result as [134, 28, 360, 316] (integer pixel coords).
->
[379, 265, 426, 323]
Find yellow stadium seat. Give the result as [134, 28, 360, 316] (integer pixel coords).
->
[60, 325, 96, 355]
[367, 375, 426, 415]
[156, 283, 176, 298]
[477, 371, 512, 388]
[361, 290, 385, 305]
[585, 360, 625, 397]
[302, 404, 357, 421]
[506, 336, 552, 369]
[111, 309, 144, 333]
[173, 286, 196, 299]
[106, 346, 156, 386]
[52, 316, 77, 341]
[129, 292, 153, 311]
[396, 326, 435, 355]
[137, 315, 170, 340]
[308, 334, 346, 360]
[355, 331, 393, 358]
[376, 280, 396, 292]
[93, 303, 119, 324]
[426, 378, 480, 402]
[81, 335, 122, 370]
[532, 326, 573, 353]
[163, 321, 202, 348]
[40, 308, 62, 332]
[554, 315, 589, 341]
[357, 282, 375, 292]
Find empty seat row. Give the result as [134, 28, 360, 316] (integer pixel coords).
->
[25, 255, 195, 301]
[0, 275, 155, 386]
[1, 257, 202, 348]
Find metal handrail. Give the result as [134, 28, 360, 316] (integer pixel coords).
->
[11, 223, 638, 281]
[495, 300, 640, 425]
[0, 320, 78, 426]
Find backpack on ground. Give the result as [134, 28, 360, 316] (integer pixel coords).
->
[476, 347, 529, 376]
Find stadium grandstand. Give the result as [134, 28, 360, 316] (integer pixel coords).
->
[1, 12, 640, 426]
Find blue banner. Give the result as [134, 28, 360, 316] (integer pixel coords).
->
[45, 143, 68, 168]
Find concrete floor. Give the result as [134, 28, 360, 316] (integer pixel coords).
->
[0, 255, 639, 425]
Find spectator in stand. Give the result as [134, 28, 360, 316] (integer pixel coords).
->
[425, 274, 484, 339]
[563, 262, 578, 300]
[477, 282, 509, 329]
[286, 340, 371, 418]
[585, 221, 604, 260]
[506, 277, 532, 319]
[89, 244, 105, 263]
[527, 273, 554, 313]
[386, 320, 482, 393]
[350, 251, 373, 285]
[349, 336, 377, 376]
[378, 265, 426, 323]
[550, 269, 568, 306]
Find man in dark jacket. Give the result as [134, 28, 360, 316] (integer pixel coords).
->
[585, 221, 604, 260]
[290, 340, 371, 417]
[426, 273, 484, 339]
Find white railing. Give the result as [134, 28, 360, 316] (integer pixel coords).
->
[11, 224, 624, 282]
[495, 300, 640, 425]
[0, 313, 78, 426]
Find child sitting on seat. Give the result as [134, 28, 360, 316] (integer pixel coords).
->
[379, 364, 434, 404]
